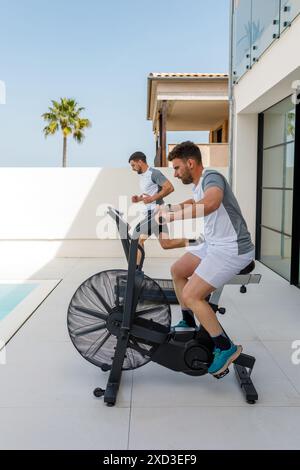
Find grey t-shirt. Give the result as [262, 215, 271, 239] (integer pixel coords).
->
[193, 169, 254, 255]
[139, 167, 168, 212]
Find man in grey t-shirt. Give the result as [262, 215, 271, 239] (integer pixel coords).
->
[129, 151, 192, 264]
[156, 141, 255, 378]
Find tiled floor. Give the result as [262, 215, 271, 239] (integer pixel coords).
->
[0, 256, 300, 450]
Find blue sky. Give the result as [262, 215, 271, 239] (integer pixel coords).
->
[0, 0, 230, 167]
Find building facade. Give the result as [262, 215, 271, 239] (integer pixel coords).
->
[231, 0, 300, 287]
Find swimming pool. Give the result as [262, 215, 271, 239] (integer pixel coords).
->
[0, 280, 61, 344]
[0, 283, 39, 321]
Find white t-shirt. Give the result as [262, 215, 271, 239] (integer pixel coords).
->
[138, 167, 168, 213]
[193, 169, 254, 255]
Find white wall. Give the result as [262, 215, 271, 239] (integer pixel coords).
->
[0, 167, 228, 259]
[232, 113, 258, 242]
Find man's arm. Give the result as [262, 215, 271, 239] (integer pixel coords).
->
[143, 169, 175, 204]
[166, 198, 195, 212]
[159, 187, 224, 222]
[132, 194, 145, 203]
[142, 180, 174, 204]
[152, 180, 174, 200]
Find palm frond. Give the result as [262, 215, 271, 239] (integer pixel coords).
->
[73, 130, 85, 143]
[63, 126, 72, 137]
[42, 111, 58, 122]
[75, 118, 92, 130]
[43, 121, 59, 137]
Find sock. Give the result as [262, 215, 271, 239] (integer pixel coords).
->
[188, 239, 202, 248]
[188, 236, 204, 246]
[212, 333, 231, 351]
[182, 308, 196, 327]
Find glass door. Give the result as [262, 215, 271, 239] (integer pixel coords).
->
[257, 96, 295, 281]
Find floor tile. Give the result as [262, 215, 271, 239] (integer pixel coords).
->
[1, 339, 132, 408]
[129, 406, 300, 450]
[0, 406, 130, 450]
[131, 341, 300, 408]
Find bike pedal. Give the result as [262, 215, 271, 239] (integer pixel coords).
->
[214, 368, 230, 379]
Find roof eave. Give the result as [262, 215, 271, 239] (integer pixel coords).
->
[146, 73, 229, 121]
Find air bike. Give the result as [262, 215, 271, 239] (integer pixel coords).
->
[67, 207, 261, 406]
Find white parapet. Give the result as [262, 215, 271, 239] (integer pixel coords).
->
[0, 167, 228, 259]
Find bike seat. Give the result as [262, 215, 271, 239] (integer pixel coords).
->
[238, 260, 255, 275]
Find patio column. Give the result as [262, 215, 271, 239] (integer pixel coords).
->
[159, 100, 167, 167]
[222, 119, 229, 142]
[154, 132, 160, 166]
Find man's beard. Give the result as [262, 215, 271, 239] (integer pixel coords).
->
[180, 169, 193, 184]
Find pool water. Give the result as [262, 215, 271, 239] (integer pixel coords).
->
[0, 283, 39, 321]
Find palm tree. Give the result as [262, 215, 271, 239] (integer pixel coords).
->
[287, 111, 295, 139]
[42, 98, 91, 167]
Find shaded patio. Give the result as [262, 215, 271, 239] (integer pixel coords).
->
[147, 73, 229, 167]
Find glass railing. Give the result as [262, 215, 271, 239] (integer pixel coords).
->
[281, 0, 300, 32]
[232, 0, 300, 83]
[232, 0, 252, 82]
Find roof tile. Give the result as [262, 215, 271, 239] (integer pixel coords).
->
[149, 72, 228, 78]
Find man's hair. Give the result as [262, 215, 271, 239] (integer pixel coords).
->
[168, 141, 202, 164]
[128, 151, 147, 163]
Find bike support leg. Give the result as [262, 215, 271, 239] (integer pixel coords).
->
[103, 329, 130, 406]
[233, 353, 258, 404]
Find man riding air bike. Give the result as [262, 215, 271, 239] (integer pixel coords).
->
[156, 141, 255, 378]
[129, 150, 199, 265]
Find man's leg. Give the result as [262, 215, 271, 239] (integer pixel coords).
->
[171, 253, 201, 305]
[137, 234, 149, 267]
[181, 274, 242, 375]
[136, 210, 154, 267]
[136, 221, 185, 265]
[181, 274, 222, 335]
[170, 253, 201, 328]
[158, 225, 190, 250]
[159, 235, 187, 250]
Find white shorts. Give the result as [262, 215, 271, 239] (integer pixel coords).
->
[186, 242, 255, 289]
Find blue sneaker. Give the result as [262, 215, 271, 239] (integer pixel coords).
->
[171, 319, 195, 331]
[208, 343, 243, 376]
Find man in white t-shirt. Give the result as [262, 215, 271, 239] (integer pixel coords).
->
[129, 151, 194, 265]
[155, 141, 255, 378]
